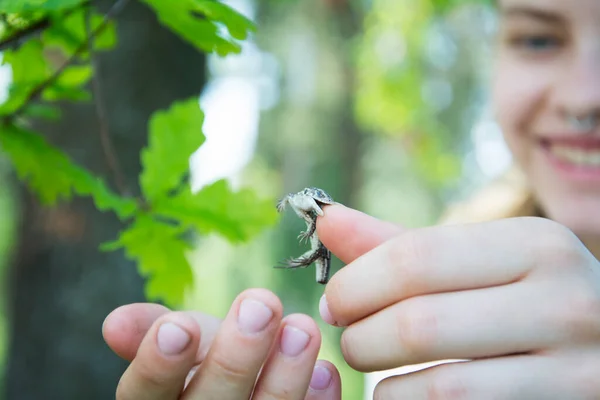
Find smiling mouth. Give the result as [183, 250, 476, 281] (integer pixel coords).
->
[540, 136, 600, 181]
[548, 145, 600, 167]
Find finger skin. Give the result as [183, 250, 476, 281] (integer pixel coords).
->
[374, 352, 599, 400]
[305, 360, 342, 400]
[316, 204, 403, 264]
[324, 217, 580, 327]
[183, 288, 284, 400]
[252, 314, 321, 399]
[115, 312, 201, 400]
[103, 303, 171, 361]
[339, 281, 579, 371]
[103, 303, 221, 364]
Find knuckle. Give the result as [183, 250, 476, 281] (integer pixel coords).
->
[134, 362, 171, 388]
[253, 386, 292, 400]
[531, 220, 585, 266]
[426, 369, 469, 400]
[396, 298, 438, 360]
[387, 231, 429, 294]
[208, 351, 252, 382]
[554, 286, 600, 341]
[115, 363, 168, 400]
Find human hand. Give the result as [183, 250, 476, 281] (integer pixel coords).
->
[316, 204, 600, 399]
[103, 288, 341, 399]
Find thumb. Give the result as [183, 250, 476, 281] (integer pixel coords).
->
[316, 204, 405, 264]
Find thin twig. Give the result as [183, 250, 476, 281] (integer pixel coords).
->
[0, 2, 91, 52]
[0, 18, 51, 51]
[7, 0, 131, 121]
[84, 4, 129, 196]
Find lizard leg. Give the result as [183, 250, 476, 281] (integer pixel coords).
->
[298, 213, 317, 243]
[306, 197, 325, 216]
[276, 195, 290, 213]
[275, 246, 325, 269]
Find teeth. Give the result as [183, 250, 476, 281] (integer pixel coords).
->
[550, 146, 600, 167]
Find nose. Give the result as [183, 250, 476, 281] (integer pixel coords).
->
[554, 44, 600, 121]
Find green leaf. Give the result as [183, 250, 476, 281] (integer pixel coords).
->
[431, 0, 493, 13]
[42, 84, 90, 101]
[41, 64, 92, 101]
[139, 98, 205, 203]
[153, 179, 279, 243]
[0, 124, 79, 203]
[2, 39, 48, 82]
[71, 169, 138, 219]
[0, 39, 93, 115]
[0, 124, 137, 219]
[43, 8, 118, 55]
[22, 103, 62, 120]
[56, 64, 92, 86]
[192, 0, 255, 40]
[0, 39, 50, 115]
[140, 0, 253, 56]
[105, 215, 194, 306]
[0, 0, 85, 13]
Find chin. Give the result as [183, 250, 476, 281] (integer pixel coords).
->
[535, 191, 600, 239]
[518, 146, 600, 240]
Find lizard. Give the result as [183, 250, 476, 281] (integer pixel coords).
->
[275, 187, 336, 284]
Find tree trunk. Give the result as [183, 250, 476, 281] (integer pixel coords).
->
[3, 1, 206, 398]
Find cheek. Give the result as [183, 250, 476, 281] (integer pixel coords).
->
[491, 57, 552, 164]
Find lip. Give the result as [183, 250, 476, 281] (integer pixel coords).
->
[538, 135, 600, 183]
[540, 135, 600, 148]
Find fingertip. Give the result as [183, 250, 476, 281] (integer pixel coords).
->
[318, 295, 336, 326]
[282, 313, 322, 348]
[152, 312, 201, 358]
[102, 303, 171, 361]
[307, 360, 342, 399]
[235, 288, 284, 320]
[116, 312, 202, 399]
[316, 205, 403, 264]
[102, 308, 128, 355]
[283, 313, 320, 331]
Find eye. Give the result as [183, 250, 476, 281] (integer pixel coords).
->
[511, 34, 563, 52]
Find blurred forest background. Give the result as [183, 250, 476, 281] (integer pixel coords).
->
[0, 0, 513, 399]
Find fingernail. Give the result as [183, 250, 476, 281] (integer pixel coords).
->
[280, 325, 310, 357]
[310, 365, 332, 390]
[319, 295, 335, 325]
[238, 298, 274, 334]
[157, 322, 191, 355]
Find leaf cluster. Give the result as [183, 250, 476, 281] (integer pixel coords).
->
[0, 0, 275, 306]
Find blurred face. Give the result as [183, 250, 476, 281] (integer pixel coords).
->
[492, 0, 600, 241]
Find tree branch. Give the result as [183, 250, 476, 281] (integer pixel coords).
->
[7, 0, 131, 121]
[0, 2, 91, 52]
[0, 18, 51, 51]
[84, 5, 129, 196]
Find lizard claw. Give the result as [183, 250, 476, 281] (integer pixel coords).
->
[274, 257, 312, 269]
[297, 230, 312, 243]
[298, 220, 317, 244]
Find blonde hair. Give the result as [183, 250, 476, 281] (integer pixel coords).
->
[439, 165, 539, 225]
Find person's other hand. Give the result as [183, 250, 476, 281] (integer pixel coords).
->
[317, 204, 600, 399]
[103, 288, 341, 399]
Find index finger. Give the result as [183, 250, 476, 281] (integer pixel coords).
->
[323, 217, 571, 326]
[316, 204, 403, 264]
[103, 303, 221, 363]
